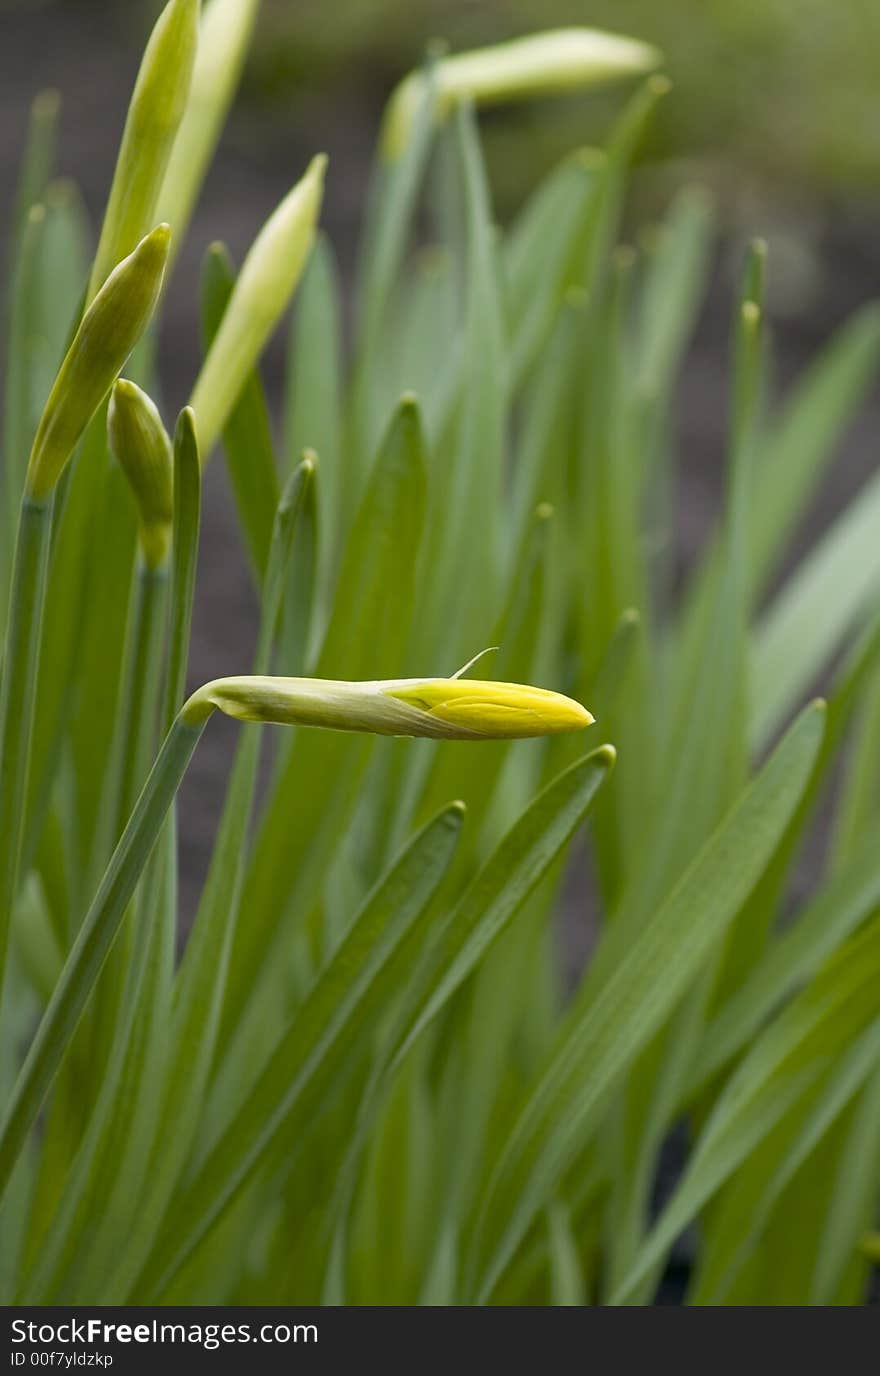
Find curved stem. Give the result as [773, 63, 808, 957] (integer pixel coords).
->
[0, 496, 53, 998]
[0, 711, 207, 1204]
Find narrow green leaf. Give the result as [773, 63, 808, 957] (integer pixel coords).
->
[502, 146, 602, 387]
[39, 461, 314, 1305]
[636, 187, 715, 406]
[469, 701, 824, 1302]
[419, 102, 507, 668]
[0, 500, 53, 996]
[135, 803, 465, 1299]
[693, 826, 880, 1091]
[8, 89, 59, 266]
[221, 397, 427, 1043]
[164, 408, 201, 730]
[387, 746, 614, 1082]
[348, 58, 438, 486]
[751, 303, 880, 594]
[284, 231, 341, 498]
[547, 1200, 587, 1306]
[0, 715, 205, 1207]
[200, 243, 279, 584]
[751, 466, 880, 749]
[810, 1066, 880, 1302]
[614, 913, 880, 1304]
[690, 1018, 880, 1304]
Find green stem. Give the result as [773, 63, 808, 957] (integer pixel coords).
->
[0, 496, 53, 998]
[0, 712, 206, 1205]
[116, 563, 170, 835]
[83, 559, 168, 1102]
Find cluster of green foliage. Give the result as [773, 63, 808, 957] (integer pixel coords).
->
[252, 0, 880, 199]
[1, 3, 880, 1306]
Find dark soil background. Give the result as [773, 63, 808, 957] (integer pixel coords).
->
[2, 0, 879, 928]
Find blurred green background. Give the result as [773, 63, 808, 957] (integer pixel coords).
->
[248, 0, 880, 207]
[4, 0, 880, 212]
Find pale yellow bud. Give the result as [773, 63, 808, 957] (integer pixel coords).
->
[382, 28, 663, 159]
[26, 225, 171, 501]
[189, 154, 326, 459]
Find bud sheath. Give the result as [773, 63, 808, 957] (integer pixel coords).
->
[189, 154, 326, 458]
[108, 379, 174, 568]
[156, 0, 262, 256]
[26, 224, 171, 501]
[382, 28, 662, 159]
[88, 0, 199, 299]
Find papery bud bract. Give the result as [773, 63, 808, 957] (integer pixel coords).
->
[26, 224, 171, 502]
[108, 379, 174, 568]
[88, 0, 199, 301]
[189, 153, 326, 458]
[182, 674, 593, 739]
[382, 28, 662, 160]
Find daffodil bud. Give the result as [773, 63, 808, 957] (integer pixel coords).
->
[108, 379, 173, 569]
[381, 28, 663, 160]
[181, 674, 593, 739]
[189, 154, 326, 458]
[26, 224, 171, 502]
[157, 0, 262, 258]
[87, 0, 198, 301]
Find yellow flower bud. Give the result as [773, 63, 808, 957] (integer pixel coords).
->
[189, 153, 326, 459]
[26, 224, 171, 502]
[382, 28, 663, 160]
[181, 674, 593, 739]
[108, 379, 173, 569]
[385, 679, 593, 737]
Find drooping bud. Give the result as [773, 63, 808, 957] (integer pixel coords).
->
[181, 673, 593, 739]
[189, 154, 326, 459]
[26, 224, 171, 501]
[108, 379, 174, 569]
[381, 28, 663, 160]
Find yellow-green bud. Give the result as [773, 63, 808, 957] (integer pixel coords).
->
[189, 153, 326, 458]
[108, 379, 173, 569]
[382, 28, 662, 160]
[87, 0, 199, 302]
[26, 224, 171, 502]
[157, 0, 262, 259]
[181, 674, 594, 739]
